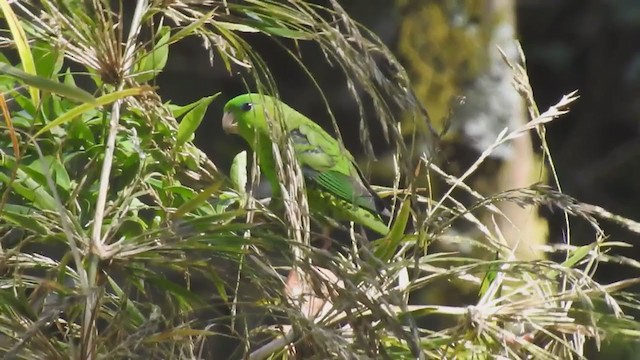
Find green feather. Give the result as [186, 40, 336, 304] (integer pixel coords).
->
[222, 93, 389, 235]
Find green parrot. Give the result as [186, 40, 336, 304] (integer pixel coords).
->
[222, 93, 390, 236]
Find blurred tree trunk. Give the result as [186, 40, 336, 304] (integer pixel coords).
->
[396, 0, 547, 260]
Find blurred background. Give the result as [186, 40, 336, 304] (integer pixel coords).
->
[155, 1, 640, 357]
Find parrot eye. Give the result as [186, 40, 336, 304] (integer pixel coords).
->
[240, 102, 253, 112]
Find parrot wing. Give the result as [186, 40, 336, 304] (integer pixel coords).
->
[288, 119, 387, 216]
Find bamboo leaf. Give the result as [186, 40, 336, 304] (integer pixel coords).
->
[173, 179, 224, 219]
[230, 151, 247, 195]
[32, 42, 63, 78]
[0, 0, 39, 104]
[175, 93, 219, 147]
[0, 204, 49, 235]
[208, 269, 229, 303]
[135, 27, 170, 82]
[561, 242, 597, 269]
[0, 170, 56, 211]
[107, 276, 146, 326]
[34, 87, 148, 138]
[478, 255, 500, 297]
[547, 242, 599, 279]
[374, 198, 411, 261]
[170, 10, 215, 44]
[146, 276, 205, 310]
[0, 63, 95, 103]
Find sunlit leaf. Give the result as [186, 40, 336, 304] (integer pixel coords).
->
[374, 198, 411, 261]
[25, 155, 72, 192]
[0, 0, 39, 104]
[0, 170, 56, 211]
[478, 255, 500, 297]
[34, 87, 148, 138]
[63, 67, 76, 86]
[230, 150, 247, 195]
[240, 10, 311, 39]
[547, 242, 599, 279]
[169, 10, 215, 44]
[561, 242, 597, 269]
[135, 27, 170, 82]
[32, 41, 63, 78]
[0, 63, 95, 103]
[173, 179, 224, 219]
[175, 93, 219, 147]
[215, 21, 260, 33]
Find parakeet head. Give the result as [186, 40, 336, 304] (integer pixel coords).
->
[222, 93, 288, 141]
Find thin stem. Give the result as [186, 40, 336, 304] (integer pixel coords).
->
[83, 1, 148, 358]
[248, 329, 295, 360]
[30, 136, 89, 289]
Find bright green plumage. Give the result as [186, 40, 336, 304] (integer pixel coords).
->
[222, 93, 389, 235]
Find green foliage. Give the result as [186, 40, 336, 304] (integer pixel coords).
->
[0, 2, 254, 356]
[0, 1, 639, 359]
[0, 63, 94, 103]
[230, 150, 248, 196]
[175, 93, 219, 147]
[0, 0, 39, 103]
[134, 26, 170, 83]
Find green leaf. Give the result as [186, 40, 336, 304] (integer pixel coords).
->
[173, 179, 224, 219]
[0, 51, 10, 66]
[163, 184, 196, 200]
[0, 204, 49, 235]
[230, 151, 247, 194]
[67, 118, 95, 143]
[374, 198, 411, 261]
[170, 10, 215, 44]
[34, 87, 148, 138]
[32, 42, 63, 78]
[175, 93, 219, 147]
[478, 255, 500, 297]
[63, 67, 77, 87]
[107, 276, 146, 326]
[146, 276, 205, 310]
[207, 269, 229, 303]
[135, 27, 170, 82]
[33, 156, 72, 191]
[18, 165, 47, 190]
[258, 25, 311, 39]
[21, 156, 71, 194]
[171, 211, 245, 232]
[167, 99, 201, 119]
[561, 242, 597, 269]
[11, 91, 36, 117]
[547, 242, 599, 279]
[214, 191, 243, 214]
[238, 10, 311, 39]
[0, 170, 57, 211]
[0, 0, 39, 104]
[0, 63, 95, 104]
[215, 21, 260, 33]
[0, 291, 36, 320]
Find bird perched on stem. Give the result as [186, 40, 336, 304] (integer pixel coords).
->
[222, 93, 390, 236]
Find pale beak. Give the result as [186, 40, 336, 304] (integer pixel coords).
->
[222, 112, 238, 134]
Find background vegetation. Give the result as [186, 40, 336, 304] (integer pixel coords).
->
[1, 0, 639, 359]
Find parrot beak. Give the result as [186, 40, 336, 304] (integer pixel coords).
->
[222, 112, 238, 134]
